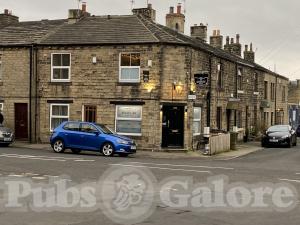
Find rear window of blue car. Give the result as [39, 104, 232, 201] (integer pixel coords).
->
[63, 122, 80, 131]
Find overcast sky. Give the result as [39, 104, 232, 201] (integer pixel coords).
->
[1, 0, 299, 80]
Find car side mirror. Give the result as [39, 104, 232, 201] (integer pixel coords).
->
[94, 131, 100, 136]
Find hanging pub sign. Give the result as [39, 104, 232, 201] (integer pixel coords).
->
[194, 71, 209, 86]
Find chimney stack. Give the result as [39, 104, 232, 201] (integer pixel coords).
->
[132, 3, 156, 21]
[190, 23, 207, 42]
[244, 43, 255, 62]
[82, 2, 87, 12]
[177, 3, 182, 14]
[224, 36, 232, 53]
[0, 9, 19, 28]
[230, 34, 242, 56]
[166, 4, 185, 33]
[209, 29, 223, 49]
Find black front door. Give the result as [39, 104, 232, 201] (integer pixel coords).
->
[162, 105, 184, 148]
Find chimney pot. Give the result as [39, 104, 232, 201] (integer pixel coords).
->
[82, 2, 87, 12]
[245, 45, 248, 51]
[250, 43, 253, 51]
[177, 3, 182, 14]
[148, 3, 152, 9]
[230, 38, 234, 44]
[236, 34, 240, 44]
[170, 7, 174, 14]
[213, 30, 217, 36]
[4, 9, 9, 14]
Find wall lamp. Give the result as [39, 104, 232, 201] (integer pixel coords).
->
[173, 81, 184, 94]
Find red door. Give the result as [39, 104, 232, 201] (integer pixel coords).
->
[14, 103, 28, 139]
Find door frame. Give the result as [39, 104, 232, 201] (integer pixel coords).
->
[161, 103, 185, 148]
[14, 103, 29, 140]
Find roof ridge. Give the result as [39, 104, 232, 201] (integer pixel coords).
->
[139, 16, 186, 43]
[135, 16, 160, 42]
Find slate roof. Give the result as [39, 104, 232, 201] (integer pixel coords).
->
[0, 14, 288, 80]
[0, 19, 66, 45]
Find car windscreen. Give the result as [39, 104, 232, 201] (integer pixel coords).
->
[267, 126, 289, 132]
[95, 124, 114, 134]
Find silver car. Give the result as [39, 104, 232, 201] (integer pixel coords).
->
[0, 124, 15, 146]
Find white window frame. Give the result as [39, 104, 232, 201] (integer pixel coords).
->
[193, 107, 201, 136]
[50, 104, 70, 131]
[51, 53, 71, 82]
[119, 53, 141, 83]
[115, 105, 142, 136]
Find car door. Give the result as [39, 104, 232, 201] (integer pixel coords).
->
[62, 122, 81, 148]
[79, 123, 105, 150]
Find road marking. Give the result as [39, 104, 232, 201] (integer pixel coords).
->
[279, 178, 300, 183]
[110, 164, 211, 174]
[74, 160, 95, 162]
[8, 174, 24, 177]
[129, 162, 234, 170]
[0, 153, 81, 160]
[0, 155, 66, 162]
[32, 176, 46, 180]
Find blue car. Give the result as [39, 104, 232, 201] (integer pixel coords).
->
[50, 121, 137, 157]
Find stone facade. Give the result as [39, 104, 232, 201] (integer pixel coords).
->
[0, 5, 290, 151]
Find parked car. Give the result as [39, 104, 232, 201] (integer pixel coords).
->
[50, 121, 137, 157]
[296, 124, 300, 137]
[261, 125, 297, 148]
[0, 124, 15, 146]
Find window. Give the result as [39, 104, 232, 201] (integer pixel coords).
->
[264, 81, 268, 99]
[115, 105, 142, 135]
[271, 112, 274, 125]
[193, 107, 201, 135]
[282, 86, 286, 102]
[217, 107, 222, 130]
[271, 83, 275, 101]
[254, 73, 258, 92]
[50, 104, 69, 131]
[237, 68, 242, 90]
[80, 123, 98, 133]
[217, 63, 223, 89]
[51, 53, 71, 82]
[63, 122, 80, 131]
[236, 110, 242, 128]
[83, 105, 97, 123]
[119, 53, 140, 83]
[0, 103, 3, 112]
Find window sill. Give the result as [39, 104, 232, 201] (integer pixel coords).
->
[48, 82, 72, 86]
[117, 82, 140, 86]
[117, 133, 142, 137]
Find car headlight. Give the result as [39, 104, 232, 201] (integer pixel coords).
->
[117, 139, 129, 145]
[282, 135, 289, 139]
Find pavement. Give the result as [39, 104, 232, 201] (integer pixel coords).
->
[11, 141, 262, 160]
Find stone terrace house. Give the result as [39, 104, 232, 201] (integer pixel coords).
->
[0, 4, 289, 150]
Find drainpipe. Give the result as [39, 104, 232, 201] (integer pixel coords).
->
[275, 74, 278, 124]
[29, 45, 33, 143]
[35, 46, 38, 143]
[234, 63, 238, 126]
[206, 54, 212, 127]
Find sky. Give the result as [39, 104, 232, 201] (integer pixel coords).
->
[1, 0, 299, 80]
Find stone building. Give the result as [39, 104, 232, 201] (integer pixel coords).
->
[288, 80, 300, 128]
[0, 4, 289, 150]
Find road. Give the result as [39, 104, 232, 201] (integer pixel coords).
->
[0, 145, 299, 225]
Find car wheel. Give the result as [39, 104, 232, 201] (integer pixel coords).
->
[101, 143, 114, 157]
[0, 143, 10, 147]
[52, 139, 65, 153]
[119, 153, 129, 157]
[71, 149, 81, 154]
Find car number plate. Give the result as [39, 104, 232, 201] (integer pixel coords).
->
[4, 138, 11, 142]
[131, 145, 137, 150]
[269, 139, 278, 143]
